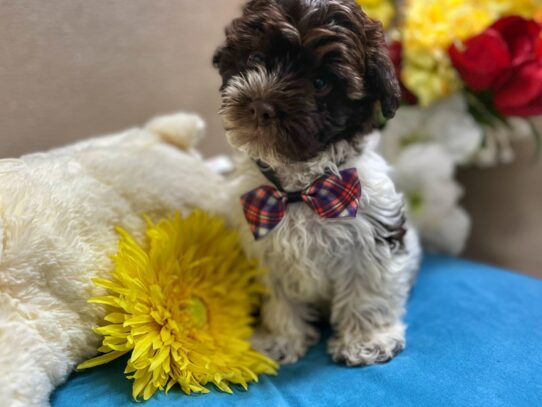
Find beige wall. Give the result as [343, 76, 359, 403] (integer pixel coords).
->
[0, 0, 244, 158]
[459, 139, 542, 278]
[1, 1, 541, 277]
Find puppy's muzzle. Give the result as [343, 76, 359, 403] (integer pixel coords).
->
[249, 100, 277, 128]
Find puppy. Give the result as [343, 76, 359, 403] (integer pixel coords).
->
[213, 0, 421, 366]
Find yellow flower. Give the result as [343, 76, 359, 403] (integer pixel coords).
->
[480, 0, 542, 18]
[78, 211, 277, 401]
[402, 49, 461, 107]
[403, 0, 494, 51]
[356, 0, 395, 28]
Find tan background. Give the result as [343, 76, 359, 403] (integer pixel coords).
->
[1, 0, 540, 277]
[0, 0, 240, 158]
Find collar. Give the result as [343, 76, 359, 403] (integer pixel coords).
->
[255, 159, 348, 199]
[254, 160, 345, 192]
[256, 160, 305, 202]
[255, 160, 284, 191]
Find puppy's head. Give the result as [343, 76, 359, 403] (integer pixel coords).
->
[213, 0, 400, 166]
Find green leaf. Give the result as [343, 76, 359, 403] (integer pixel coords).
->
[465, 90, 508, 129]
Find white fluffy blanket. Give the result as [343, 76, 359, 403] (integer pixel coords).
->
[0, 113, 229, 407]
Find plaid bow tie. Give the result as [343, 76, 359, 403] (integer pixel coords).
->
[241, 168, 361, 240]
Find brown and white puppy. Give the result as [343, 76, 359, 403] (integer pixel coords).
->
[214, 0, 421, 366]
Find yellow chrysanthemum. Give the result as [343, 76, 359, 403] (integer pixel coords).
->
[356, 0, 395, 28]
[77, 210, 277, 401]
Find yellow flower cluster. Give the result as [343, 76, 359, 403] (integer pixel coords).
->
[400, 0, 542, 106]
[402, 0, 494, 51]
[356, 0, 395, 28]
[481, 0, 542, 18]
[78, 211, 277, 400]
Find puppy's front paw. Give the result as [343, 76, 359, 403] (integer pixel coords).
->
[251, 328, 319, 364]
[328, 323, 405, 366]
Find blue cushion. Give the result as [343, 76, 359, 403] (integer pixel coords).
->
[51, 255, 542, 407]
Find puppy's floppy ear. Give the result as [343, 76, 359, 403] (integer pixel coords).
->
[212, 45, 225, 69]
[365, 20, 401, 119]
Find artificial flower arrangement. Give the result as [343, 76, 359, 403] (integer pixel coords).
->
[358, 0, 542, 254]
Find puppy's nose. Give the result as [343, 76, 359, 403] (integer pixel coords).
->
[249, 100, 276, 126]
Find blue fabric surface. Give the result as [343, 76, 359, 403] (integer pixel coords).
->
[51, 255, 542, 407]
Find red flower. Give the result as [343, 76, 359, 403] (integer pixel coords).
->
[388, 41, 418, 105]
[450, 16, 542, 117]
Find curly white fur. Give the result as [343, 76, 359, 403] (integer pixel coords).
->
[228, 133, 421, 366]
[0, 113, 229, 407]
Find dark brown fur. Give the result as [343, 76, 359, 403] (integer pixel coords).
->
[213, 0, 400, 163]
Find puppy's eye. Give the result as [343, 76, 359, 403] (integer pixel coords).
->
[248, 52, 266, 66]
[313, 77, 331, 94]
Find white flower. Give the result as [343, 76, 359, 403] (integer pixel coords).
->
[473, 118, 532, 167]
[419, 206, 471, 255]
[381, 95, 483, 165]
[508, 117, 533, 141]
[392, 143, 471, 255]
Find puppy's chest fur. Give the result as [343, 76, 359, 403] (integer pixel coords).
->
[232, 147, 406, 304]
